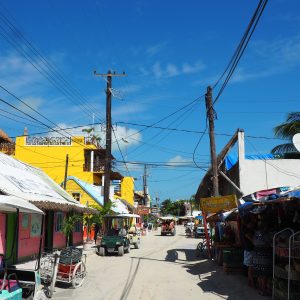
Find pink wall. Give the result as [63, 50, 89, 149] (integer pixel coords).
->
[53, 232, 66, 249]
[73, 232, 83, 246]
[0, 214, 6, 254]
[53, 212, 66, 249]
[18, 214, 44, 259]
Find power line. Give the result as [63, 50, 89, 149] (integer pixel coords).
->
[9, 122, 102, 139]
[0, 94, 97, 152]
[246, 138, 300, 180]
[115, 160, 208, 169]
[0, 110, 45, 128]
[213, 0, 269, 105]
[113, 96, 203, 144]
[0, 9, 103, 121]
[126, 100, 201, 157]
[117, 121, 286, 141]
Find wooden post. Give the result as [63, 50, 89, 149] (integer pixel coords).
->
[205, 86, 219, 196]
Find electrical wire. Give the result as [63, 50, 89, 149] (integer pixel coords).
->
[246, 138, 300, 180]
[126, 100, 200, 157]
[116, 121, 288, 141]
[0, 8, 104, 121]
[112, 96, 203, 144]
[213, 0, 269, 105]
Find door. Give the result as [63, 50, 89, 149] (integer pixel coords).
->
[44, 211, 53, 252]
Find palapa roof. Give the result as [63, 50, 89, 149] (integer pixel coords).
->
[0, 153, 89, 213]
[0, 129, 13, 143]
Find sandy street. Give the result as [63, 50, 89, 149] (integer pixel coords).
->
[52, 226, 269, 300]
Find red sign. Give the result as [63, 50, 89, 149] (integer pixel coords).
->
[136, 205, 150, 215]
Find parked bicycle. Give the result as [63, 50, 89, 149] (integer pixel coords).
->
[196, 239, 209, 258]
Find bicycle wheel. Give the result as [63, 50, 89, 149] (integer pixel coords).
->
[72, 261, 86, 288]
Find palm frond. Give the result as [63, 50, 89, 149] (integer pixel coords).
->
[271, 143, 298, 154]
[287, 112, 300, 123]
[274, 121, 300, 139]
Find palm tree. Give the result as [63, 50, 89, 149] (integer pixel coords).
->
[271, 112, 300, 154]
[82, 127, 101, 148]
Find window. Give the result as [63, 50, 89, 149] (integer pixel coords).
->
[22, 214, 29, 229]
[72, 192, 81, 202]
[75, 221, 81, 233]
[55, 213, 64, 232]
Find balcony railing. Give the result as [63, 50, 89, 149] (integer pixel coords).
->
[0, 143, 15, 155]
[26, 136, 71, 146]
[83, 163, 105, 172]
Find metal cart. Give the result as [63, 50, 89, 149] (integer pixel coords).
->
[40, 247, 87, 298]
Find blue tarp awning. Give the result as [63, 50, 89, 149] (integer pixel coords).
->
[225, 153, 276, 170]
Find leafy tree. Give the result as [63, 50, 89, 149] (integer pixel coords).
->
[271, 112, 300, 154]
[62, 214, 82, 246]
[91, 201, 114, 227]
[160, 199, 173, 216]
[160, 199, 185, 216]
[189, 194, 200, 210]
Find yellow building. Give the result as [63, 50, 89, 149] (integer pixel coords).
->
[14, 134, 135, 208]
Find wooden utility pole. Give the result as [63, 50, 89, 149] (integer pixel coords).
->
[205, 86, 219, 196]
[143, 164, 149, 206]
[94, 70, 126, 205]
[63, 154, 69, 190]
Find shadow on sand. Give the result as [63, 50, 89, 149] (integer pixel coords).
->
[165, 248, 269, 300]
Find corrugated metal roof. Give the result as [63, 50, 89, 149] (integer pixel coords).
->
[0, 153, 84, 210]
[66, 176, 128, 214]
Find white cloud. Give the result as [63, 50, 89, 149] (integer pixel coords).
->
[120, 84, 141, 95]
[152, 62, 163, 79]
[182, 61, 206, 74]
[231, 34, 300, 83]
[48, 123, 142, 152]
[150, 60, 205, 79]
[0, 53, 44, 93]
[166, 63, 179, 77]
[112, 102, 147, 119]
[167, 155, 191, 166]
[111, 126, 142, 151]
[145, 42, 168, 57]
[19, 96, 44, 112]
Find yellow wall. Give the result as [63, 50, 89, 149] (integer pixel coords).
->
[65, 179, 101, 208]
[14, 136, 97, 185]
[118, 177, 134, 206]
[14, 135, 135, 208]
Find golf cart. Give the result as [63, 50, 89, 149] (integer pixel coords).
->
[98, 215, 131, 256]
[119, 214, 141, 249]
[160, 216, 176, 236]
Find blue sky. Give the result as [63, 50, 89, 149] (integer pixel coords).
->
[0, 0, 299, 202]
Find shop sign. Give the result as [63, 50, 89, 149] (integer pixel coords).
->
[200, 194, 237, 214]
[136, 205, 150, 215]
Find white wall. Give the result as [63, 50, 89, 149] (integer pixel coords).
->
[239, 158, 300, 196]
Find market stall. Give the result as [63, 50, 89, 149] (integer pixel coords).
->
[206, 208, 243, 271]
[238, 188, 300, 298]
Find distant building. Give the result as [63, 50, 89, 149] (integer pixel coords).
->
[0, 152, 87, 263]
[134, 191, 151, 207]
[196, 129, 300, 201]
[14, 134, 135, 210]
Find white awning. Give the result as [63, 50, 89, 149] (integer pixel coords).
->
[112, 199, 129, 214]
[0, 195, 44, 214]
[119, 213, 140, 218]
